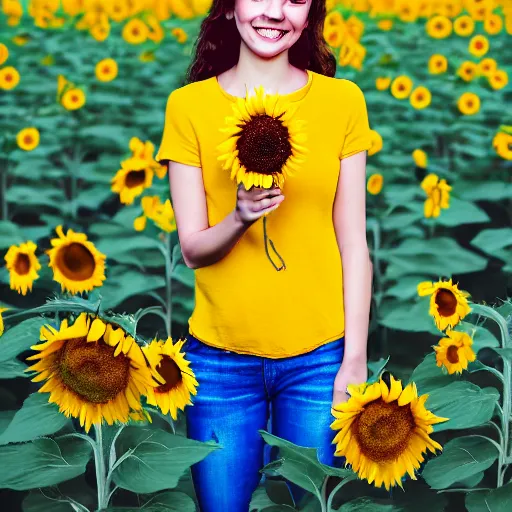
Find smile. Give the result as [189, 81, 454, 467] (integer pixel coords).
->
[253, 27, 289, 41]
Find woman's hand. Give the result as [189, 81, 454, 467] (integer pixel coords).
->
[331, 356, 368, 411]
[234, 184, 285, 226]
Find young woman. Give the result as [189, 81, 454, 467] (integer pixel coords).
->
[155, 0, 373, 510]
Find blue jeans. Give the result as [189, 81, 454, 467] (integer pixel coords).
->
[184, 333, 346, 512]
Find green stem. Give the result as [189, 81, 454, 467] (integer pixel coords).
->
[94, 425, 107, 511]
[156, 235, 173, 338]
[263, 214, 286, 271]
[0, 163, 8, 221]
[326, 475, 356, 512]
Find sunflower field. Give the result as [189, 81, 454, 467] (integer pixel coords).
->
[0, 0, 511, 511]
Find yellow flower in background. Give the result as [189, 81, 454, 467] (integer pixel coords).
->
[488, 69, 508, 90]
[457, 61, 478, 82]
[466, 0, 494, 21]
[324, 24, 345, 48]
[457, 92, 480, 115]
[112, 159, 154, 205]
[421, 173, 452, 218]
[368, 129, 383, 156]
[484, 13, 503, 35]
[331, 374, 448, 491]
[396, 0, 420, 23]
[41, 54, 55, 66]
[61, 88, 86, 110]
[418, 277, 471, 331]
[468, 35, 489, 58]
[377, 19, 393, 31]
[11, 34, 30, 45]
[375, 77, 391, 90]
[367, 173, 383, 195]
[426, 15, 452, 39]
[4, 241, 41, 295]
[391, 75, 413, 99]
[4, 0, 23, 25]
[428, 54, 447, 74]
[105, 0, 130, 22]
[26, 313, 157, 433]
[62, 0, 85, 17]
[0, 43, 8, 65]
[129, 137, 167, 179]
[477, 57, 497, 77]
[493, 130, 512, 160]
[413, 149, 428, 168]
[134, 196, 176, 233]
[434, 330, 476, 375]
[0, 307, 8, 336]
[345, 14, 365, 41]
[146, 14, 165, 43]
[95, 58, 118, 82]
[325, 11, 344, 29]
[16, 127, 40, 151]
[410, 86, 431, 109]
[0, 66, 20, 90]
[453, 15, 475, 37]
[122, 18, 149, 44]
[339, 37, 367, 70]
[90, 23, 110, 42]
[142, 337, 199, 420]
[171, 27, 187, 43]
[139, 50, 156, 62]
[216, 84, 308, 190]
[47, 225, 106, 294]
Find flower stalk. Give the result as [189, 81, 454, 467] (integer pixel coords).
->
[263, 215, 286, 271]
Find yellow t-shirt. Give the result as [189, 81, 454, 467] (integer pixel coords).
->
[155, 69, 372, 359]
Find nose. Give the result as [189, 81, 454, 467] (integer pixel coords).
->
[263, 0, 285, 20]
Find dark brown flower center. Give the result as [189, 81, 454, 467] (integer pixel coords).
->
[24, 134, 33, 144]
[352, 399, 415, 463]
[446, 345, 459, 364]
[5, 73, 12, 82]
[155, 355, 182, 393]
[71, 94, 79, 102]
[58, 337, 130, 403]
[398, 83, 405, 91]
[435, 288, 457, 316]
[56, 242, 96, 281]
[15, 253, 30, 275]
[125, 169, 146, 188]
[236, 115, 292, 176]
[475, 41, 483, 50]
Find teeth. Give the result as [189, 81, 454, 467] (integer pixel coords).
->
[255, 28, 285, 39]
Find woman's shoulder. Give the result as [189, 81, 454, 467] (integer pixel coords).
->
[312, 72, 365, 97]
[166, 77, 213, 104]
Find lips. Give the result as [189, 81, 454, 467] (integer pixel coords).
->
[253, 26, 289, 40]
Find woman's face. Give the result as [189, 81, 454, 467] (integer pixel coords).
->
[230, 0, 312, 58]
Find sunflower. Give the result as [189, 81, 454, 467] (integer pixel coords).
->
[377, 19, 393, 31]
[367, 174, 383, 195]
[0, 43, 8, 65]
[428, 54, 447, 74]
[26, 313, 157, 433]
[396, 0, 420, 23]
[433, 330, 476, 375]
[493, 131, 512, 160]
[453, 15, 475, 37]
[368, 129, 383, 156]
[4, 241, 41, 295]
[122, 18, 149, 44]
[426, 15, 452, 39]
[413, 149, 428, 168]
[420, 173, 452, 218]
[134, 196, 176, 232]
[111, 159, 154, 205]
[390, 75, 413, 99]
[146, 14, 164, 43]
[417, 277, 471, 331]
[16, 127, 40, 151]
[488, 69, 508, 90]
[105, 0, 130, 22]
[0, 308, 8, 337]
[483, 13, 503, 35]
[171, 27, 187, 44]
[324, 25, 346, 48]
[457, 92, 480, 115]
[61, 88, 86, 111]
[469, 35, 489, 58]
[477, 57, 497, 77]
[216, 84, 308, 190]
[457, 61, 478, 82]
[0, 66, 20, 90]
[375, 77, 391, 90]
[325, 11, 344, 29]
[331, 374, 449, 491]
[142, 337, 199, 420]
[95, 58, 118, 82]
[47, 225, 106, 294]
[410, 86, 431, 109]
[129, 137, 167, 179]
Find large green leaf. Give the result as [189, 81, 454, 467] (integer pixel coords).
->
[0, 316, 48, 363]
[465, 481, 512, 512]
[433, 197, 490, 227]
[0, 220, 23, 249]
[378, 298, 441, 334]
[339, 499, 399, 511]
[94, 235, 162, 258]
[408, 353, 454, 394]
[470, 228, 512, 253]
[0, 358, 28, 379]
[383, 275, 433, 301]
[426, 382, 499, 432]
[0, 436, 92, 490]
[104, 491, 196, 512]
[422, 436, 499, 489]
[112, 426, 220, 494]
[0, 393, 70, 445]
[457, 181, 512, 201]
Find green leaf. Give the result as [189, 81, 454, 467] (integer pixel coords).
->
[379, 299, 441, 335]
[22, 493, 76, 512]
[0, 393, 70, 445]
[0, 316, 48, 363]
[339, 498, 400, 511]
[78, 125, 129, 149]
[0, 220, 23, 249]
[457, 321, 500, 351]
[457, 181, 512, 201]
[409, 353, 454, 394]
[426, 382, 500, 432]
[0, 436, 92, 490]
[465, 481, 512, 512]
[94, 236, 162, 258]
[112, 426, 221, 494]
[470, 228, 512, 262]
[422, 436, 499, 489]
[104, 492, 196, 511]
[258, 431, 354, 495]
[367, 357, 390, 383]
[383, 275, 433, 301]
[0, 358, 28, 379]
[434, 197, 490, 227]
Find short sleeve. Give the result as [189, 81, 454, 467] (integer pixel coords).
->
[339, 81, 372, 160]
[155, 90, 201, 167]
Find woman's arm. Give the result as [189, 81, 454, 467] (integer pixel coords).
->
[168, 161, 252, 269]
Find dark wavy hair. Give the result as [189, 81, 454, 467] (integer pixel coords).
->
[184, 0, 336, 85]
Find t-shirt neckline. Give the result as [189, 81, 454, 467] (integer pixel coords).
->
[213, 69, 313, 103]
